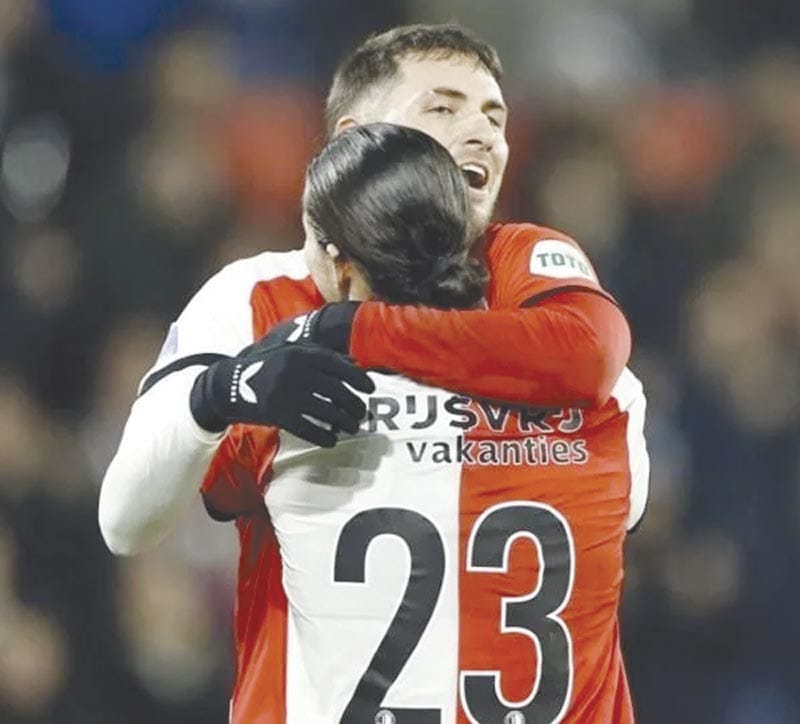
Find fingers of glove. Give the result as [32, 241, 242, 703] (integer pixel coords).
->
[303, 394, 362, 436]
[312, 375, 369, 422]
[313, 349, 375, 394]
[284, 416, 338, 448]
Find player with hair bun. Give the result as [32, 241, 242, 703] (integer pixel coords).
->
[101, 23, 649, 724]
[195, 122, 647, 722]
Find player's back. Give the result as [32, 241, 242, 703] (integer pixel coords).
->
[264, 369, 642, 724]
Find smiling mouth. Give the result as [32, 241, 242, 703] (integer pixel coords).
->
[460, 162, 489, 190]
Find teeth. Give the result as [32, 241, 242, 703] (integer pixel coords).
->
[460, 162, 488, 188]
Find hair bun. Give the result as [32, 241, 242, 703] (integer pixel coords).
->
[426, 255, 466, 283]
[418, 255, 488, 309]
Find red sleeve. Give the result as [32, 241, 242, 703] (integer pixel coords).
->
[485, 222, 613, 306]
[349, 224, 631, 408]
[201, 426, 279, 521]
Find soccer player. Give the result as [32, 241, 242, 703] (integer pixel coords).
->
[99, 23, 647, 723]
[197, 122, 646, 723]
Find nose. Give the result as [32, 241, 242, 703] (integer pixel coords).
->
[460, 113, 495, 152]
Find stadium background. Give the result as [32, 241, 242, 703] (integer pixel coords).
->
[1, 1, 799, 722]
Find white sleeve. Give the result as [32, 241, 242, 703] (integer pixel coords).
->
[98, 252, 305, 554]
[624, 373, 649, 531]
[626, 387, 649, 531]
[609, 367, 650, 532]
[98, 367, 223, 554]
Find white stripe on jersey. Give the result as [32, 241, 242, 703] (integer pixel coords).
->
[609, 367, 649, 530]
[266, 374, 461, 722]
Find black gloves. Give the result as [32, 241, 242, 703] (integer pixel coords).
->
[262, 302, 360, 353]
[190, 336, 375, 448]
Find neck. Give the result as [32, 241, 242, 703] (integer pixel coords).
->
[346, 274, 372, 301]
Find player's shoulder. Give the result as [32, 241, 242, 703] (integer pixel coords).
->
[485, 221, 598, 284]
[486, 221, 578, 248]
[176, 248, 310, 329]
[191, 249, 309, 305]
[212, 248, 309, 289]
[152, 248, 312, 368]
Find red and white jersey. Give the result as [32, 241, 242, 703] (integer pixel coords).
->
[192, 223, 648, 724]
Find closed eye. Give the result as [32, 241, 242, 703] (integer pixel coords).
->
[487, 114, 503, 128]
[428, 105, 454, 115]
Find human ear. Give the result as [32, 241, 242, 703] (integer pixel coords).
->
[324, 242, 342, 260]
[325, 243, 350, 293]
[333, 116, 360, 137]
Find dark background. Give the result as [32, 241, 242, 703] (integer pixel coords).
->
[1, 1, 799, 722]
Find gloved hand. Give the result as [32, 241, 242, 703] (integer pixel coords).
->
[262, 302, 361, 354]
[190, 337, 375, 448]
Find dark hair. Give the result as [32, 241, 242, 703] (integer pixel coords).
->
[304, 122, 487, 309]
[325, 23, 503, 137]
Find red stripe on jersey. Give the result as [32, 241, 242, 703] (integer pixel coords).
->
[202, 427, 280, 519]
[456, 404, 635, 723]
[457, 462, 543, 723]
[251, 274, 324, 334]
[230, 510, 288, 723]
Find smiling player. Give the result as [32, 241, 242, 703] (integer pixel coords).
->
[100, 24, 648, 724]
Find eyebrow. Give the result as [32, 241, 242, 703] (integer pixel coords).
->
[430, 87, 507, 114]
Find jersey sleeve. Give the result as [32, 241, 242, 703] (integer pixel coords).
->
[100, 252, 306, 550]
[349, 225, 630, 408]
[486, 223, 614, 308]
[611, 369, 650, 532]
[98, 366, 229, 554]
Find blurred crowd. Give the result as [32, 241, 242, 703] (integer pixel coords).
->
[0, 1, 799, 723]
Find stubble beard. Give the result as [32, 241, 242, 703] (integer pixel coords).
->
[468, 200, 494, 246]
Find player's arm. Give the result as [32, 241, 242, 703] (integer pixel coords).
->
[307, 226, 630, 407]
[98, 257, 373, 555]
[352, 291, 626, 408]
[99, 368, 227, 555]
[98, 259, 260, 555]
